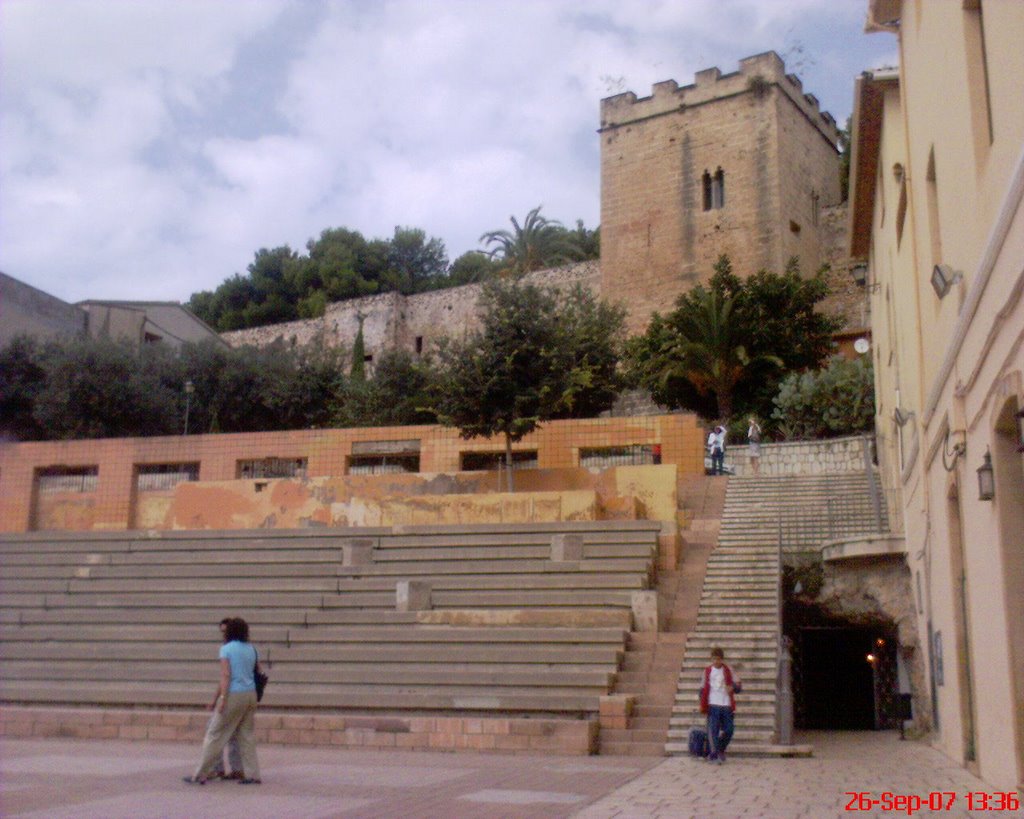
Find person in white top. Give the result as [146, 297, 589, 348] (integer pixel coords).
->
[707, 426, 727, 475]
[699, 647, 741, 763]
[746, 416, 762, 476]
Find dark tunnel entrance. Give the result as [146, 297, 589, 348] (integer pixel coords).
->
[787, 603, 902, 730]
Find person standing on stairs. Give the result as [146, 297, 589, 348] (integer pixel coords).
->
[746, 417, 762, 476]
[699, 647, 741, 763]
[707, 426, 727, 475]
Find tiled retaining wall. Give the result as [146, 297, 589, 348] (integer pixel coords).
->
[0, 414, 703, 532]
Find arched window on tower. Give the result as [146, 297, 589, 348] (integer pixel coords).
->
[703, 168, 726, 211]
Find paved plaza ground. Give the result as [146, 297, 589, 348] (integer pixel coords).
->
[0, 731, 1015, 818]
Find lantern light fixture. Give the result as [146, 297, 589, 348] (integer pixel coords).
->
[977, 448, 995, 501]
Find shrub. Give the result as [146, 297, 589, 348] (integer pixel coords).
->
[771, 355, 874, 440]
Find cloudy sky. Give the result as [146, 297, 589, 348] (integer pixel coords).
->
[0, 0, 897, 305]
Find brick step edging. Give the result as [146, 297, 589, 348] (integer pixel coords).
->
[0, 705, 597, 755]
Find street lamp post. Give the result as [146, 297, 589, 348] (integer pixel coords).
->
[183, 380, 195, 435]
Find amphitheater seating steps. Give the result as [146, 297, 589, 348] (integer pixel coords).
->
[0, 521, 659, 727]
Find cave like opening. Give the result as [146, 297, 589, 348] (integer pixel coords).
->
[787, 602, 902, 731]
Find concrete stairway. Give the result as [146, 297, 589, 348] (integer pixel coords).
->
[600, 476, 727, 755]
[0, 522, 660, 720]
[664, 471, 886, 755]
[721, 472, 887, 554]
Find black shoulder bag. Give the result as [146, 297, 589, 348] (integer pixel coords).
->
[253, 648, 268, 702]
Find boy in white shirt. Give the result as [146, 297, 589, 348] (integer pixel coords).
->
[698, 647, 741, 763]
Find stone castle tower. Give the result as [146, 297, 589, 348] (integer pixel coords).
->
[599, 51, 843, 331]
[223, 52, 854, 354]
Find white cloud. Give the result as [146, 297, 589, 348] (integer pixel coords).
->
[0, 0, 898, 304]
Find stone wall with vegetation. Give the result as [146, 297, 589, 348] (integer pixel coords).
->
[221, 262, 601, 363]
[729, 434, 871, 476]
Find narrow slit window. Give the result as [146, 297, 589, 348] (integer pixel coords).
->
[712, 167, 725, 208]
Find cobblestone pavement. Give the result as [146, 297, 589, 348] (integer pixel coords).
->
[576, 732, 1018, 819]
[1, 732, 1017, 818]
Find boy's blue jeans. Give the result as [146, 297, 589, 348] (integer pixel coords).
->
[707, 705, 734, 757]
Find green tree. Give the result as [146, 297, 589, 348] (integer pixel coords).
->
[384, 227, 449, 294]
[264, 336, 347, 430]
[446, 251, 503, 286]
[31, 336, 181, 439]
[433, 281, 562, 488]
[333, 349, 436, 428]
[300, 228, 383, 303]
[558, 219, 600, 261]
[626, 255, 840, 425]
[350, 318, 367, 381]
[479, 206, 578, 275]
[551, 285, 626, 418]
[432, 280, 623, 488]
[772, 355, 875, 439]
[0, 335, 49, 441]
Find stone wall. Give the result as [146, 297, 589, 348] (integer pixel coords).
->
[817, 202, 871, 343]
[729, 434, 872, 476]
[221, 262, 601, 361]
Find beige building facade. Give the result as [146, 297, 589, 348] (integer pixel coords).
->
[850, 0, 1024, 790]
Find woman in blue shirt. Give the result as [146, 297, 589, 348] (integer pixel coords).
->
[184, 617, 262, 785]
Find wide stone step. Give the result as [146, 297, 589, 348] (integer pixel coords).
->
[289, 625, 629, 645]
[700, 591, 776, 601]
[670, 702, 776, 719]
[0, 679, 605, 714]
[305, 607, 633, 628]
[1, 660, 615, 689]
[0, 606, 322, 627]
[0, 642, 610, 665]
[38, 557, 654, 580]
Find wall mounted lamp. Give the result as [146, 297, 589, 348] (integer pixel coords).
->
[850, 262, 879, 292]
[941, 428, 966, 473]
[976, 448, 995, 501]
[892, 163, 904, 183]
[931, 264, 962, 299]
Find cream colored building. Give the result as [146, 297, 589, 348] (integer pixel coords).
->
[849, 0, 1024, 791]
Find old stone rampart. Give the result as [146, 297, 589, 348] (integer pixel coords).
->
[220, 261, 601, 357]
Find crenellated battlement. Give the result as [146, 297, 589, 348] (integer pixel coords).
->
[600, 50, 838, 144]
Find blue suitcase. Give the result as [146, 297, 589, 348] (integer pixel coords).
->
[688, 727, 709, 757]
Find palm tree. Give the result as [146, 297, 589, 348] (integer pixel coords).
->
[660, 286, 781, 421]
[479, 206, 576, 275]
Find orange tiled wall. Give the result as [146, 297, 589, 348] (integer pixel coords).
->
[0, 414, 704, 533]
